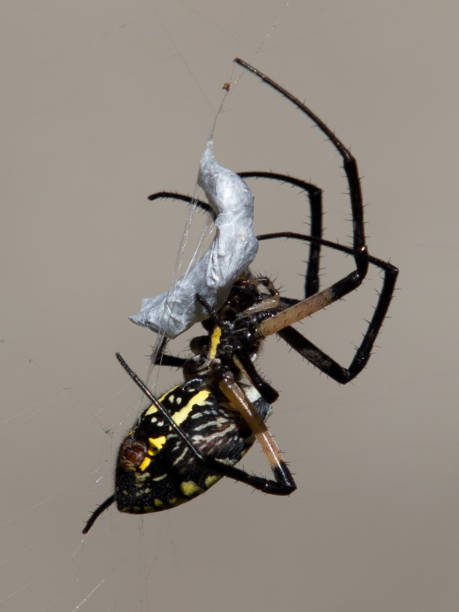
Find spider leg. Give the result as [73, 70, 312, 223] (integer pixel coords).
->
[231, 58, 399, 380]
[232, 350, 279, 404]
[148, 191, 212, 215]
[83, 495, 115, 534]
[236, 275, 281, 314]
[153, 354, 186, 367]
[257, 232, 398, 383]
[234, 57, 369, 299]
[150, 336, 186, 369]
[239, 172, 323, 296]
[218, 372, 295, 494]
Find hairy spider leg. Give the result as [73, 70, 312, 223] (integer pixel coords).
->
[235, 275, 281, 314]
[82, 494, 115, 534]
[257, 232, 398, 383]
[151, 336, 186, 369]
[234, 57, 368, 284]
[238, 172, 323, 297]
[218, 371, 295, 492]
[232, 58, 396, 379]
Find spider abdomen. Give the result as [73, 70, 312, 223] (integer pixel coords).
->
[114, 378, 271, 513]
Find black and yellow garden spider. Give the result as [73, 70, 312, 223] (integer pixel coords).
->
[82, 58, 398, 534]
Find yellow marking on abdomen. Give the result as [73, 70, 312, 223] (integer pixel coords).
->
[148, 435, 166, 456]
[205, 474, 220, 488]
[172, 390, 210, 426]
[208, 326, 222, 360]
[139, 457, 151, 471]
[180, 480, 202, 497]
[145, 385, 180, 416]
[145, 403, 158, 416]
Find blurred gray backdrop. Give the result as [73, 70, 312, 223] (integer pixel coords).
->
[1, 1, 457, 611]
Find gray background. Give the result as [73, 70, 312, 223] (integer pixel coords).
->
[1, 1, 457, 611]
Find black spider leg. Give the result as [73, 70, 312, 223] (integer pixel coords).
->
[151, 336, 186, 369]
[116, 353, 295, 494]
[195, 294, 279, 404]
[148, 191, 211, 214]
[83, 494, 115, 534]
[258, 232, 398, 383]
[234, 57, 369, 304]
[238, 172, 322, 297]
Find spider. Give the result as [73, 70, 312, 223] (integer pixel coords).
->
[82, 58, 398, 534]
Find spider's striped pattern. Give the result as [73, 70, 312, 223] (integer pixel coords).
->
[114, 376, 271, 514]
